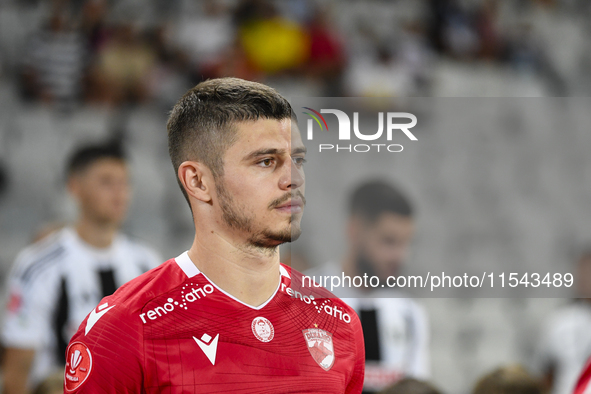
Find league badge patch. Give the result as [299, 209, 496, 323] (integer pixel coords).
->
[64, 342, 92, 391]
[303, 328, 335, 371]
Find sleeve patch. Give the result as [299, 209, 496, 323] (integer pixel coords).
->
[64, 342, 93, 392]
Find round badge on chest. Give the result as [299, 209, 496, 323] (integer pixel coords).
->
[251, 316, 274, 343]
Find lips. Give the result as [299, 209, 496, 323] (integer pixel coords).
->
[275, 199, 304, 213]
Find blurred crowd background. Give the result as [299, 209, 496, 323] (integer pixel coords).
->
[0, 0, 590, 393]
[1, 0, 591, 108]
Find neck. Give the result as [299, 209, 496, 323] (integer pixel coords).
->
[75, 216, 118, 249]
[187, 228, 281, 308]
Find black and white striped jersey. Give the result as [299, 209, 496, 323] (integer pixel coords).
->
[1, 227, 160, 387]
[306, 261, 430, 394]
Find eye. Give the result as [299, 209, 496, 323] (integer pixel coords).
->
[258, 158, 274, 167]
[292, 157, 307, 167]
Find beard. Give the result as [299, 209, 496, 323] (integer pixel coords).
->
[215, 179, 303, 250]
[355, 249, 380, 279]
[355, 247, 401, 282]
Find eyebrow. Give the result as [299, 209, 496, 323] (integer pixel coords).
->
[242, 146, 307, 162]
[242, 148, 286, 162]
[292, 146, 307, 155]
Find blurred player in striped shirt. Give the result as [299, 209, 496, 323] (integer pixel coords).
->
[2, 142, 160, 394]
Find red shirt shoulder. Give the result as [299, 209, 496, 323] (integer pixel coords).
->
[574, 357, 591, 394]
[64, 259, 183, 393]
[105, 258, 187, 312]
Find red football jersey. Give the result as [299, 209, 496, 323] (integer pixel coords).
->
[64, 252, 365, 393]
[574, 357, 591, 394]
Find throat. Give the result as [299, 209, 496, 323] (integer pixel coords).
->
[75, 220, 117, 249]
[186, 248, 282, 308]
[203, 269, 282, 309]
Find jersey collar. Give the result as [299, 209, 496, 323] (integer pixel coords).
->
[174, 251, 291, 310]
[175, 251, 200, 278]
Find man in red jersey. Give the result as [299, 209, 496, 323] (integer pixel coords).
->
[574, 358, 591, 394]
[64, 77, 365, 393]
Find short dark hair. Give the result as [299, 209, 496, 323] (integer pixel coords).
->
[349, 180, 414, 222]
[167, 77, 293, 205]
[379, 378, 443, 394]
[66, 141, 126, 177]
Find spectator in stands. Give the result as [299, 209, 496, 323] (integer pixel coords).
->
[304, 5, 346, 95]
[532, 247, 591, 394]
[87, 23, 157, 106]
[212, 38, 263, 82]
[344, 40, 416, 97]
[473, 365, 543, 394]
[1, 141, 161, 394]
[172, 0, 234, 76]
[144, 24, 193, 110]
[397, 20, 433, 95]
[20, 9, 87, 108]
[474, 0, 502, 60]
[379, 377, 443, 394]
[505, 23, 544, 75]
[79, 0, 109, 55]
[235, 0, 310, 75]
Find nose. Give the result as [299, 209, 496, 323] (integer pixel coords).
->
[278, 158, 304, 190]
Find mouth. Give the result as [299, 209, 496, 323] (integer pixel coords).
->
[275, 199, 304, 214]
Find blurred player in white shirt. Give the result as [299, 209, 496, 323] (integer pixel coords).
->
[307, 180, 429, 394]
[534, 248, 591, 394]
[1, 141, 160, 394]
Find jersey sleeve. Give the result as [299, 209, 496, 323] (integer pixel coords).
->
[345, 309, 365, 394]
[1, 248, 61, 350]
[64, 297, 144, 393]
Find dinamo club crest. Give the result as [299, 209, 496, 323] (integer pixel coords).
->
[302, 328, 335, 371]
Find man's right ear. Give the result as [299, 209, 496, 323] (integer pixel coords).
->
[178, 161, 213, 203]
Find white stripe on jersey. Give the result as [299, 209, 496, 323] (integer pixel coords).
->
[1, 227, 161, 387]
